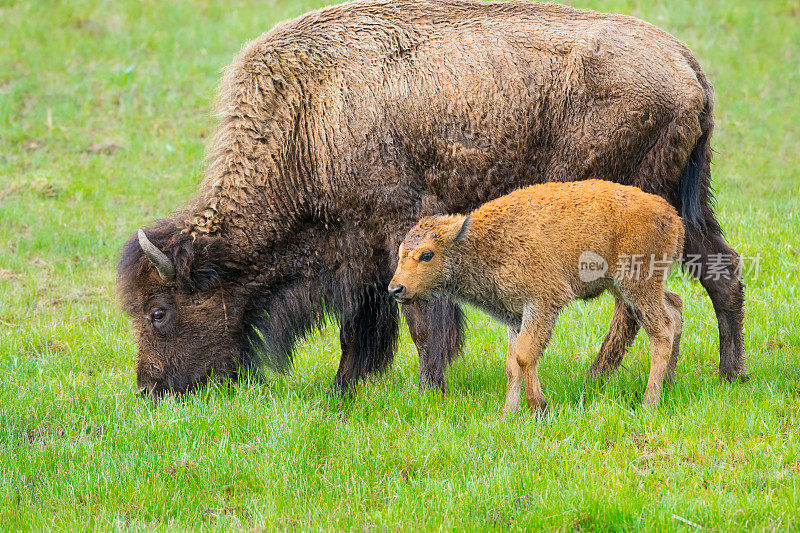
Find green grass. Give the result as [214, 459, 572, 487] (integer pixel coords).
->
[1, 0, 799, 530]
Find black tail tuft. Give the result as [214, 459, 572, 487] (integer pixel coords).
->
[679, 131, 708, 230]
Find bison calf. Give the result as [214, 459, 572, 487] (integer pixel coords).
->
[389, 180, 684, 418]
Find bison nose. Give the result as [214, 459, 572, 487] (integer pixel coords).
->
[388, 284, 405, 298]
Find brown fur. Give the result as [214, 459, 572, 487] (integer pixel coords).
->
[118, 0, 744, 397]
[389, 180, 685, 416]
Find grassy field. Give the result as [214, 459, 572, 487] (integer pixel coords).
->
[1, 0, 799, 530]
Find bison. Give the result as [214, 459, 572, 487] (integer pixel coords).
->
[388, 180, 685, 417]
[118, 0, 746, 397]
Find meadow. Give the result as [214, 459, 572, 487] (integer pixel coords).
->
[1, 0, 799, 530]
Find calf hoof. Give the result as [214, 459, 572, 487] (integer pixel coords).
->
[641, 391, 661, 408]
[526, 398, 548, 415]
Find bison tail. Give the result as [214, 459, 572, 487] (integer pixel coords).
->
[678, 88, 717, 231]
[678, 127, 709, 231]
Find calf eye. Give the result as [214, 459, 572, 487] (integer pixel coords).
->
[151, 308, 166, 322]
[419, 252, 434, 262]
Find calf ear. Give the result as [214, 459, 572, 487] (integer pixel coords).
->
[443, 215, 471, 243]
[454, 215, 471, 241]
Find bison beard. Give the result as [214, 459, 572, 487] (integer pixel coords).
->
[118, 0, 747, 397]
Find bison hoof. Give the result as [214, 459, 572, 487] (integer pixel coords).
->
[719, 368, 750, 383]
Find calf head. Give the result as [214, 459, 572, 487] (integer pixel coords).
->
[389, 215, 470, 303]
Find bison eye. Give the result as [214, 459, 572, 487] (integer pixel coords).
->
[419, 251, 434, 262]
[151, 308, 166, 322]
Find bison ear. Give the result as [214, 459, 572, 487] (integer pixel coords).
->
[190, 260, 222, 292]
[187, 236, 241, 292]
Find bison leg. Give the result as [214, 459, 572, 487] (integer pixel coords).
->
[684, 222, 747, 382]
[333, 284, 399, 391]
[402, 298, 465, 392]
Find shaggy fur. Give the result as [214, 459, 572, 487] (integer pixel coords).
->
[389, 180, 685, 417]
[118, 0, 745, 396]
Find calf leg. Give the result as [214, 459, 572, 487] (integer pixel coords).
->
[683, 224, 747, 381]
[334, 284, 399, 391]
[623, 289, 675, 407]
[502, 327, 523, 420]
[402, 298, 465, 391]
[507, 306, 557, 418]
[664, 291, 683, 382]
[589, 298, 640, 380]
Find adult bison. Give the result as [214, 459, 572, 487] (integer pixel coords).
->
[119, 0, 746, 397]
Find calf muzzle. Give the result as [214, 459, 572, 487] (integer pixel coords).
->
[387, 283, 406, 302]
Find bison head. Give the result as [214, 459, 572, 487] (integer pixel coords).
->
[117, 219, 252, 397]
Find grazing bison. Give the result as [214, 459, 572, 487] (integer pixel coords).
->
[388, 180, 685, 418]
[119, 0, 746, 397]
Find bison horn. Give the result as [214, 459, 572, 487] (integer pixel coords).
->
[137, 229, 175, 282]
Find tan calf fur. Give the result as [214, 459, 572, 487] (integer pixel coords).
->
[389, 180, 685, 418]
